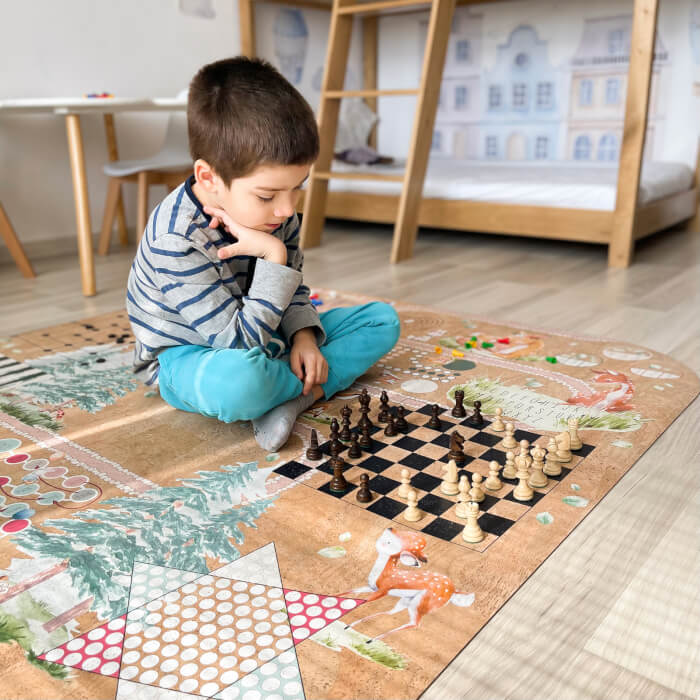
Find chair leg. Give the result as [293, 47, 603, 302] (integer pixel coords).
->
[136, 172, 150, 242]
[116, 188, 129, 246]
[0, 203, 35, 278]
[98, 178, 122, 255]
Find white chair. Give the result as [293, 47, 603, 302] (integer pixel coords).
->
[98, 91, 192, 254]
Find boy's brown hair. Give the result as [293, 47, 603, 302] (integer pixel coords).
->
[187, 56, 319, 184]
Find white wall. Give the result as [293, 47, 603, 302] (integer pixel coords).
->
[0, 0, 240, 244]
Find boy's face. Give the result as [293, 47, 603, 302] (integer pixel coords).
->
[203, 162, 310, 233]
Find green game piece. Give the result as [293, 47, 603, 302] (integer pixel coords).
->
[481, 342, 494, 349]
[464, 342, 472, 349]
[471, 335, 477, 341]
[546, 356, 557, 363]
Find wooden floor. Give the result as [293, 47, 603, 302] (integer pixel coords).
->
[2, 221, 700, 700]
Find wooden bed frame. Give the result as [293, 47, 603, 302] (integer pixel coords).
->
[239, 0, 699, 267]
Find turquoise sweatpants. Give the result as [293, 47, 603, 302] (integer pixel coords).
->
[157, 301, 400, 422]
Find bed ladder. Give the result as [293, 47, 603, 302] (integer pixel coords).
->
[299, 0, 456, 263]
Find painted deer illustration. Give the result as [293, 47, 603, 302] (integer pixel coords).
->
[566, 369, 636, 412]
[341, 528, 475, 640]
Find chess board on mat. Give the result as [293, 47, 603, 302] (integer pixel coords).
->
[0, 290, 698, 700]
[275, 403, 595, 552]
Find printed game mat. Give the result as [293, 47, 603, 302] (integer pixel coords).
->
[0, 289, 697, 700]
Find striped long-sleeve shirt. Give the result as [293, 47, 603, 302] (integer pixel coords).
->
[126, 176, 325, 384]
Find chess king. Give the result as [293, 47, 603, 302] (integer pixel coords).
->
[340, 528, 475, 639]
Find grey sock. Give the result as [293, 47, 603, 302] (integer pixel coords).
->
[252, 391, 317, 452]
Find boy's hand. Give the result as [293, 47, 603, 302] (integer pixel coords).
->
[290, 328, 328, 395]
[204, 206, 287, 265]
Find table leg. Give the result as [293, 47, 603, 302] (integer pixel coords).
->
[65, 114, 96, 296]
[103, 113, 128, 245]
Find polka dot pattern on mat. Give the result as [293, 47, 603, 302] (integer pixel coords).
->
[39, 615, 126, 677]
[128, 561, 201, 611]
[212, 649, 305, 700]
[282, 589, 365, 643]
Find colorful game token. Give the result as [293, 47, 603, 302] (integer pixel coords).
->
[451, 350, 464, 357]
[546, 356, 558, 363]
[434, 346, 442, 354]
[481, 342, 494, 349]
[497, 337, 510, 344]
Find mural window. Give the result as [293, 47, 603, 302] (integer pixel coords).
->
[485, 136, 498, 158]
[605, 78, 620, 105]
[488, 85, 502, 109]
[574, 134, 592, 160]
[514, 52, 530, 69]
[455, 85, 468, 110]
[432, 130, 443, 152]
[597, 133, 618, 161]
[608, 29, 625, 55]
[536, 82, 553, 109]
[535, 136, 549, 160]
[456, 39, 470, 62]
[512, 83, 528, 109]
[579, 79, 593, 106]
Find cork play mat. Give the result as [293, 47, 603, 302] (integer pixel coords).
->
[0, 289, 697, 700]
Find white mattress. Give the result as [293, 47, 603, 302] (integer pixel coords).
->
[327, 159, 694, 211]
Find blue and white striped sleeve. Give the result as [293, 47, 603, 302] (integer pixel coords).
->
[151, 233, 301, 350]
[278, 215, 326, 346]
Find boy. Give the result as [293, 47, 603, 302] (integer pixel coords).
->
[126, 56, 400, 451]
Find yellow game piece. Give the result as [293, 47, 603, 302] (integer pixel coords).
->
[451, 350, 464, 357]
[434, 346, 442, 354]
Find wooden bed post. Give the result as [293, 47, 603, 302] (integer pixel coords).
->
[390, 0, 456, 263]
[300, 0, 355, 249]
[608, 0, 658, 268]
[239, 0, 256, 57]
[363, 16, 379, 150]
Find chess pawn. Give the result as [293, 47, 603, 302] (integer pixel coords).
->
[398, 468, 412, 499]
[347, 433, 362, 459]
[462, 501, 485, 543]
[469, 400, 484, 428]
[359, 424, 372, 449]
[484, 460, 502, 491]
[543, 438, 562, 476]
[395, 405, 408, 431]
[306, 429, 322, 461]
[427, 404, 442, 430]
[555, 430, 572, 462]
[340, 405, 352, 441]
[441, 459, 460, 495]
[356, 473, 373, 503]
[469, 473, 485, 502]
[455, 475, 470, 518]
[501, 422, 517, 449]
[384, 415, 398, 437]
[452, 389, 467, 418]
[568, 417, 582, 450]
[330, 418, 340, 440]
[403, 489, 423, 522]
[512, 458, 534, 502]
[491, 407, 505, 432]
[502, 451, 517, 479]
[528, 445, 548, 489]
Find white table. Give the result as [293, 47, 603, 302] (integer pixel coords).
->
[0, 97, 187, 296]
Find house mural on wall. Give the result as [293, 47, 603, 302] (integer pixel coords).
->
[567, 14, 668, 163]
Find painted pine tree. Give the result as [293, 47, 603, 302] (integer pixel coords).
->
[16, 345, 138, 413]
[12, 462, 277, 619]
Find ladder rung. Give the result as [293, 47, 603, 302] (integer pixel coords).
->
[324, 88, 418, 98]
[337, 0, 432, 16]
[314, 170, 404, 182]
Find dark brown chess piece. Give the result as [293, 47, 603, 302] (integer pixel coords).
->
[452, 389, 466, 418]
[358, 389, 373, 430]
[427, 404, 442, 430]
[378, 390, 390, 423]
[329, 418, 342, 457]
[306, 429, 322, 460]
[448, 430, 466, 465]
[469, 399, 484, 428]
[348, 433, 362, 459]
[356, 473, 374, 503]
[359, 423, 372, 449]
[384, 415, 398, 437]
[395, 405, 408, 431]
[340, 405, 352, 441]
[329, 456, 349, 493]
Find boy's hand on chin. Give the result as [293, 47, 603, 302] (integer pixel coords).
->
[204, 206, 287, 265]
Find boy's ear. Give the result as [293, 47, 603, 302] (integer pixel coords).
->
[194, 159, 223, 193]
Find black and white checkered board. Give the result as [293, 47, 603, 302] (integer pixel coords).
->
[275, 403, 595, 552]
